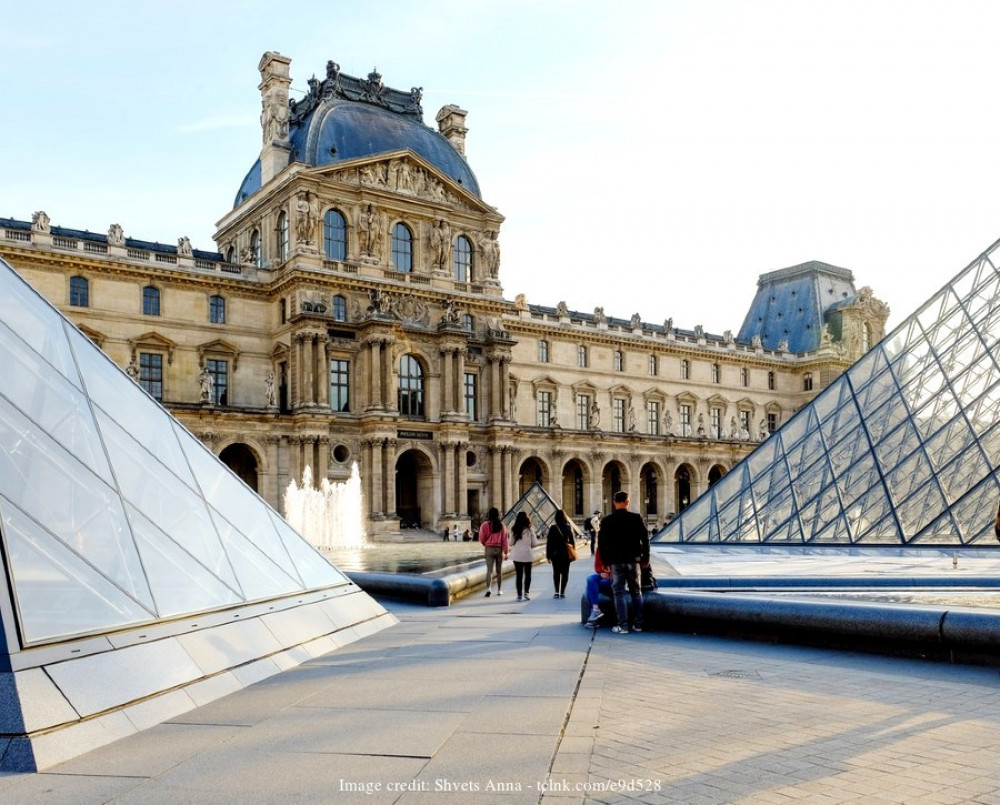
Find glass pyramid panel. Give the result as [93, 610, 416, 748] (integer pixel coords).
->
[655, 238, 1000, 545]
[0, 257, 351, 647]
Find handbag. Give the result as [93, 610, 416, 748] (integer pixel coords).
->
[566, 539, 578, 562]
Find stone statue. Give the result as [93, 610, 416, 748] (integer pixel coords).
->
[240, 246, 256, 265]
[589, 401, 600, 429]
[550, 403, 559, 429]
[628, 407, 637, 433]
[431, 219, 451, 269]
[441, 298, 460, 324]
[514, 293, 528, 311]
[177, 236, 193, 257]
[663, 411, 673, 435]
[758, 419, 768, 441]
[31, 210, 50, 233]
[778, 338, 789, 352]
[594, 306, 606, 324]
[723, 329, 734, 344]
[125, 358, 139, 380]
[295, 191, 318, 245]
[359, 204, 380, 255]
[752, 334, 763, 349]
[199, 366, 214, 403]
[730, 417, 738, 439]
[265, 372, 276, 407]
[108, 223, 125, 247]
[481, 230, 500, 278]
[556, 301, 569, 317]
[630, 313, 641, 329]
[696, 413, 705, 437]
[694, 324, 705, 339]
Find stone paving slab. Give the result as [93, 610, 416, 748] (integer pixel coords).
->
[4, 552, 1000, 803]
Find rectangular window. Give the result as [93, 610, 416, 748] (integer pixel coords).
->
[578, 345, 588, 368]
[537, 391, 552, 427]
[538, 340, 549, 362]
[142, 287, 160, 316]
[464, 372, 478, 421]
[206, 359, 228, 406]
[69, 276, 89, 307]
[679, 404, 692, 437]
[210, 295, 226, 324]
[740, 367, 749, 387]
[680, 359, 689, 380]
[711, 406, 722, 438]
[139, 352, 163, 401]
[576, 393, 590, 430]
[649, 354, 658, 376]
[768, 371, 775, 390]
[613, 351, 623, 372]
[330, 359, 350, 412]
[740, 410, 752, 436]
[612, 398, 626, 433]
[711, 363, 720, 383]
[646, 400, 660, 435]
[767, 412, 778, 434]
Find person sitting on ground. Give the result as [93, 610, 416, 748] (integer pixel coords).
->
[584, 546, 613, 627]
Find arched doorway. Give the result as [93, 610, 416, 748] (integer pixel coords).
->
[395, 449, 434, 528]
[675, 464, 694, 513]
[708, 464, 727, 487]
[519, 457, 546, 496]
[601, 461, 627, 511]
[639, 463, 660, 521]
[220, 443, 259, 493]
[560, 459, 587, 517]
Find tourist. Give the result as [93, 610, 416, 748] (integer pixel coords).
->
[442, 526, 450, 542]
[598, 491, 648, 634]
[584, 508, 601, 555]
[583, 546, 613, 627]
[546, 509, 576, 598]
[452, 525, 460, 541]
[462, 529, 472, 542]
[509, 511, 540, 601]
[478, 507, 509, 597]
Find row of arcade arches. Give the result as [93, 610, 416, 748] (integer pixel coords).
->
[215, 441, 730, 529]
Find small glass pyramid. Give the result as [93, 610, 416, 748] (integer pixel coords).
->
[0, 257, 349, 646]
[656, 238, 1000, 546]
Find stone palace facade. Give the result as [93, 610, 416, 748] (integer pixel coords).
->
[0, 52, 889, 537]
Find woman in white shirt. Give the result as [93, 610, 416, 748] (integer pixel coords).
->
[509, 511, 541, 601]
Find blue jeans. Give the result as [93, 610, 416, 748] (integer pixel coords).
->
[611, 562, 643, 629]
[586, 573, 611, 607]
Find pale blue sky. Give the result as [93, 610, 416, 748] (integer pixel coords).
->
[5, 0, 1000, 335]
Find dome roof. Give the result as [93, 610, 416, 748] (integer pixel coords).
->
[235, 65, 480, 207]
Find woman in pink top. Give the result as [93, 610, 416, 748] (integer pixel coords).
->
[478, 506, 509, 597]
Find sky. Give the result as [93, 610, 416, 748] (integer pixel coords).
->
[5, 0, 1000, 336]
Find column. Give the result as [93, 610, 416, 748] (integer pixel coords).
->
[457, 442, 469, 517]
[384, 438, 397, 517]
[441, 442, 455, 514]
[441, 348, 453, 414]
[498, 358, 509, 421]
[317, 435, 330, 479]
[381, 340, 395, 412]
[317, 337, 330, 408]
[489, 446, 502, 511]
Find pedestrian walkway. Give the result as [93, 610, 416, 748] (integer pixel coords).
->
[3, 555, 1000, 804]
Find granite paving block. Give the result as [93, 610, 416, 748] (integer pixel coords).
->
[458, 694, 568, 735]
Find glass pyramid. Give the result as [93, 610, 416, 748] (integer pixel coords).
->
[0, 257, 349, 646]
[504, 483, 585, 537]
[656, 238, 1000, 546]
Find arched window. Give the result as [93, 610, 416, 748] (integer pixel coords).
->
[332, 294, 347, 322]
[142, 286, 160, 316]
[463, 313, 474, 332]
[209, 295, 226, 324]
[249, 230, 261, 268]
[69, 276, 89, 307]
[454, 235, 472, 282]
[276, 212, 289, 262]
[649, 354, 658, 376]
[324, 209, 347, 261]
[398, 354, 424, 416]
[392, 223, 413, 272]
[680, 359, 690, 380]
[862, 321, 873, 352]
[226, 246, 236, 264]
[613, 350, 623, 372]
[803, 372, 813, 391]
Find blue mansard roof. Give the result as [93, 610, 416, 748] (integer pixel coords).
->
[737, 260, 859, 353]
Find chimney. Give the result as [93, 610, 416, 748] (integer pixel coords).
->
[436, 104, 468, 157]
[258, 51, 292, 185]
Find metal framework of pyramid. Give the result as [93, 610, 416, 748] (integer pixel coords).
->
[0, 257, 394, 771]
[657, 238, 1000, 546]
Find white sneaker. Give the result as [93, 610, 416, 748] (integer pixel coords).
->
[611, 625, 628, 635]
[586, 609, 601, 624]
[496, 590, 503, 596]
[524, 593, 530, 600]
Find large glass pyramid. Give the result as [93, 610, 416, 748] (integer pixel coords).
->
[657, 238, 1000, 546]
[0, 256, 350, 647]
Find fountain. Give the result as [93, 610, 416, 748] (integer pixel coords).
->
[283, 462, 367, 550]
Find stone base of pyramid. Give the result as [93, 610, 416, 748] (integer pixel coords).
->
[0, 584, 395, 772]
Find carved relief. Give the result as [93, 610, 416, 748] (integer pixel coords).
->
[31, 210, 50, 233]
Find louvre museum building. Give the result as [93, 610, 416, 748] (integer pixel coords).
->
[0, 52, 889, 538]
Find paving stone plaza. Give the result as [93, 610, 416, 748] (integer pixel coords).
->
[3, 553, 1000, 804]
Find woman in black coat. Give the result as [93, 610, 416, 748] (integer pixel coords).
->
[546, 509, 575, 598]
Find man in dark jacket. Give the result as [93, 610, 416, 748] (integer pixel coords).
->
[597, 491, 648, 634]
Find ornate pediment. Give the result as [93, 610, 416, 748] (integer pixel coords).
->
[198, 339, 242, 370]
[128, 331, 177, 364]
[313, 152, 495, 214]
